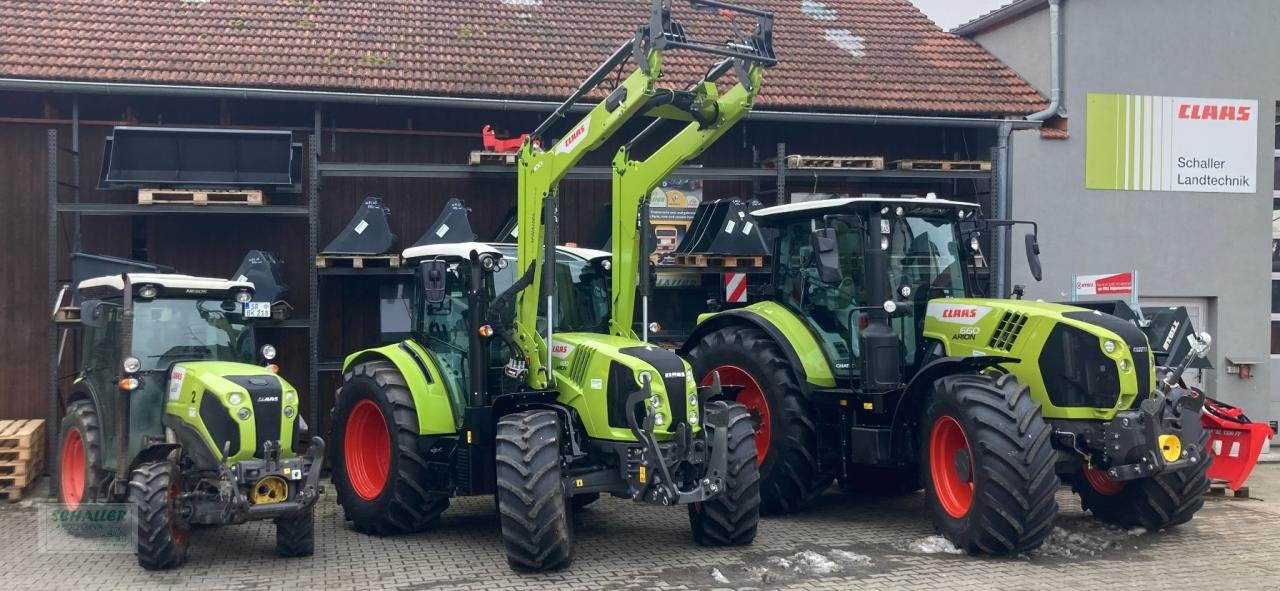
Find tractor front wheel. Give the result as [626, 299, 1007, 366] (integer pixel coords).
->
[129, 461, 189, 571]
[687, 327, 830, 514]
[274, 507, 316, 557]
[1072, 433, 1211, 530]
[689, 401, 761, 546]
[921, 373, 1059, 555]
[331, 361, 449, 536]
[495, 410, 573, 572]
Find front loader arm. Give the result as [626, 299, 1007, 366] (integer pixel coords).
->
[609, 62, 766, 339]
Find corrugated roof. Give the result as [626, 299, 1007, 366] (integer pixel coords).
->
[0, 0, 1047, 116]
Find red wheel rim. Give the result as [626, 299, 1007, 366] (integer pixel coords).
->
[1082, 465, 1125, 496]
[60, 429, 85, 509]
[169, 478, 187, 547]
[929, 416, 974, 518]
[345, 399, 391, 501]
[702, 365, 770, 464]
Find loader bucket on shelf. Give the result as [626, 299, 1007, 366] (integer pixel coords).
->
[1202, 397, 1275, 490]
[323, 196, 396, 255]
[231, 250, 289, 304]
[414, 198, 477, 247]
[674, 198, 769, 255]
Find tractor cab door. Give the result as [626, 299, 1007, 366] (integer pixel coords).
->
[78, 300, 124, 464]
[776, 218, 866, 378]
[415, 261, 482, 425]
[886, 216, 967, 371]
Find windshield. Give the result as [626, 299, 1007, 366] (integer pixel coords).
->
[493, 247, 611, 334]
[131, 299, 255, 371]
[888, 216, 966, 299]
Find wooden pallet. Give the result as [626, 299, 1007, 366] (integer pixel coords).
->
[0, 453, 41, 477]
[765, 154, 885, 171]
[0, 419, 44, 450]
[315, 253, 401, 269]
[469, 151, 519, 165]
[674, 254, 769, 268]
[138, 188, 265, 206]
[893, 159, 992, 172]
[0, 446, 39, 462]
[54, 306, 81, 325]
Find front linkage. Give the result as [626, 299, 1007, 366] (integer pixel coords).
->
[177, 437, 326, 525]
[617, 375, 729, 505]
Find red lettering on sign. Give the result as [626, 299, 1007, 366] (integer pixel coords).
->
[942, 308, 978, 319]
[1178, 102, 1251, 121]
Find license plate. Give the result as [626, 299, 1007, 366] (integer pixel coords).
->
[243, 302, 272, 318]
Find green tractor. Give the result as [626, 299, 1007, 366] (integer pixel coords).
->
[327, 0, 775, 571]
[681, 196, 1213, 554]
[55, 273, 324, 570]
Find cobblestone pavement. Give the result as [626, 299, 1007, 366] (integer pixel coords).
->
[1, 465, 1278, 591]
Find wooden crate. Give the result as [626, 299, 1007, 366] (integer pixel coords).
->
[315, 253, 401, 269]
[765, 154, 885, 171]
[0, 419, 45, 502]
[138, 188, 265, 206]
[674, 254, 769, 268]
[469, 151, 518, 165]
[893, 159, 992, 172]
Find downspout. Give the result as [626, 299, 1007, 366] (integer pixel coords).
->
[1026, 0, 1065, 121]
[994, 120, 1013, 297]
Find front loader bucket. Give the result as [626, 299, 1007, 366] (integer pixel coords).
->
[1202, 397, 1275, 490]
[675, 198, 769, 255]
[414, 198, 477, 246]
[231, 250, 289, 303]
[323, 196, 396, 254]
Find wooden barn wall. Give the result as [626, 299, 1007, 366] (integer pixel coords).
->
[0, 92, 995, 429]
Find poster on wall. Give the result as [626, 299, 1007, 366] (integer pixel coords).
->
[649, 178, 702, 266]
[1085, 93, 1258, 193]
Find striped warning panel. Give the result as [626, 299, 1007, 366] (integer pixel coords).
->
[724, 272, 748, 303]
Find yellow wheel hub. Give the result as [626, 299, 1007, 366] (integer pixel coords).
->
[1158, 434, 1182, 462]
[251, 475, 289, 505]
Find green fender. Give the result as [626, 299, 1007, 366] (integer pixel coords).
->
[342, 340, 458, 435]
[682, 300, 837, 389]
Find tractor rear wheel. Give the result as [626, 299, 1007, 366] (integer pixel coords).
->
[331, 361, 450, 535]
[274, 507, 316, 557]
[56, 399, 106, 512]
[495, 410, 573, 572]
[129, 461, 189, 571]
[687, 327, 830, 514]
[921, 373, 1058, 555]
[689, 401, 761, 546]
[1072, 431, 1211, 530]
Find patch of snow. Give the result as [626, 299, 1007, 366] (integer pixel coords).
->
[823, 29, 866, 58]
[800, 0, 838, 20]
[827, 549, 873, 566]
[710, 568, 731, 584]
[1035, 526, 1124, 558]
[768, 550, 841, 576]
[907, 535, 964, 555]
[501, 0, 542, 5]
[1127, 527, 1147, 536]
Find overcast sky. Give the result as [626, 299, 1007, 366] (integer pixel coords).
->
[909, 0, 1013, 30]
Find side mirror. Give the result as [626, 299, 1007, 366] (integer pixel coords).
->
[79, 300, 108, 328]
[810, 228, 843, 283]
[1024, 233, 1043, 282]
[420, 260, 448, 304]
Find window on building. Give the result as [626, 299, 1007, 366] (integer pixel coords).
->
[1271, 100, 1280, 355]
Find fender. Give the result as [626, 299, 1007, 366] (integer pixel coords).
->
[342, 340, 457, 435]
[889, 355, 1018, 459]
[129, 442, 181, 473]
[679, 302, 837, 389]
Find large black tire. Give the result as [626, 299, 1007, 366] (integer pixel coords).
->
[55, 399, 107, 513]
[840, 465, 922, 497]
[128, 461, 189, 571]
[274, 507, 316, 557]
[689, 402, 761, 546]
[331, 360, 450, 536]
[1072, 430, 1211, 530]
[921, 373, 1059, 555]
[495, 410, 573, 572]
[686, 327, 831, 514]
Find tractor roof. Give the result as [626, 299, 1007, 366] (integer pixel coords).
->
[753, 197, 978, 220]
[77, 273, 254, 298]
[402, 242, 501, 262]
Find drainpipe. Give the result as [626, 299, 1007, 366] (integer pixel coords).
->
[994, 120, 1013, 297]
[1026, 0, 1065, 121]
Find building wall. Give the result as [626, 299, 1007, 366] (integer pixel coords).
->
[973, 0, 1279, 421]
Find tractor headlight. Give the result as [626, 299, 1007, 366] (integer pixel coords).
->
[137, 285, 158, 300]
[285, 390, 296, 403]
[653, 412, 666, 427]
[895, 206, 904, 216]
[237, 407, 252, 421]
[649, 395, 662, 409]
[229, 393, 243, 406]
[284, 406, 296, 419]
[496, 258, 508, 270]
[883, 300, 898, 314]
[260, 344, 277, 360]
[1119, 359, 1131, 372]
[880, 236, 890, 251]
[687, 411, 699, 425]
[600, 259, 611, 271]
[687, 393, 698, 407]
[1103, 340, 1117, 354]
[235, 290, 253, 304]
[481, 255, 496, 271]
[122, 356, 141, 374]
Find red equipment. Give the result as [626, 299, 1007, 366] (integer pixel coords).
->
[481, 125, 536, 152]
[1201, 396, 1275, 490]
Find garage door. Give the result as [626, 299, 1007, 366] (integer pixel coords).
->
[1142, 297, 1211, 390]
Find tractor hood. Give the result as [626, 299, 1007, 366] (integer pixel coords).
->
[163, 361, 300, 464]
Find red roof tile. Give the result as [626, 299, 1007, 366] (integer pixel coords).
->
[0, 0, 1047, 116]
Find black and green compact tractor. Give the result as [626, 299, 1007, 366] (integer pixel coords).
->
[55, 273, 324, 570]
[681, 196, 1214, 554]
[328, 0, 775, 572]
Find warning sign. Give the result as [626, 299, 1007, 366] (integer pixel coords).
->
[1073, 272, 1134, 296]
